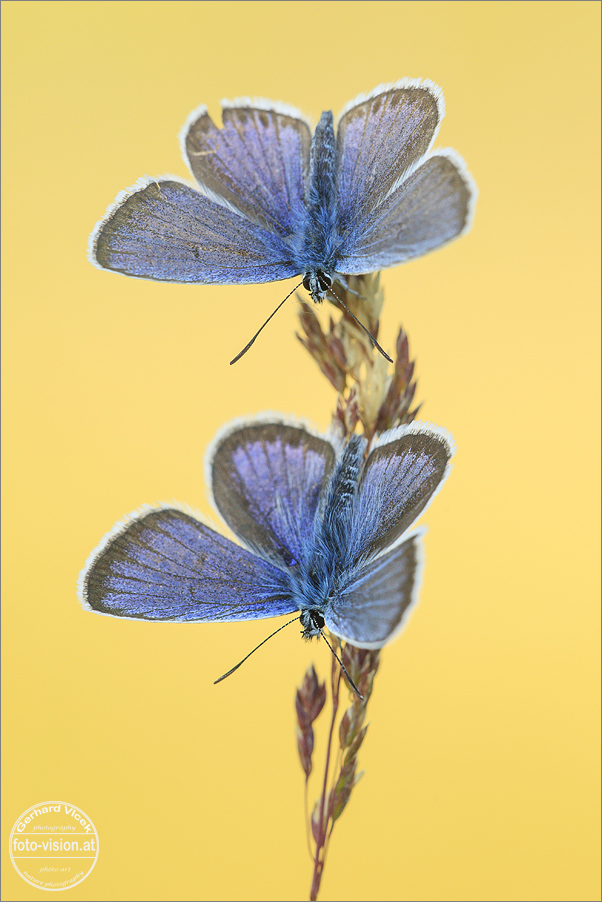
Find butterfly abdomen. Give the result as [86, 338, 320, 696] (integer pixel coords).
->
[298, 110, 343, 289]
[286, 435, 365, 618]
[307, 112, 337, 218]
[318, 435, 364, 558]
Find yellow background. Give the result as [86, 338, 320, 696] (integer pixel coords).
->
[2, 2, 600, 900]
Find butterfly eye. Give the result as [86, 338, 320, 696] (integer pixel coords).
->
[302, 273, 312, 292]
[311, 611, 325, 631]
[317, 271, 332, 293]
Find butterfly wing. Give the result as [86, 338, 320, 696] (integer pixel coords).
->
[325, 532, 423, 648]
[345, 423, 454, 565]
[182, 100, 311, 236]
[335, 80, 444, 223]
[209, 418, 338, 567]
[79, 507, 296, 621]
[89, 178, 298, 283]
[336, 151, 475, 273]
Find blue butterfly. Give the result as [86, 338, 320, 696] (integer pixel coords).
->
[88, 80, 475, 358]
[78, 416, 454, 657]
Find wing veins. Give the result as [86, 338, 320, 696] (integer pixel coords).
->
[212, 110, 302, 236]
[110, 520, 224, 579]
[212, 120, 285, 232]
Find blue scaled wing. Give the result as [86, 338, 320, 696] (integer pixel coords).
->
[182, 101, 311, 237]
[209, 419, 338, 567]
[78, 507, 296, 622]
[89, 178, 299, 283]
[345, 423, 454, 565]
[325, 533, 423, 648]
[335, 81, 443, 223]
[336, 151, 475, 273]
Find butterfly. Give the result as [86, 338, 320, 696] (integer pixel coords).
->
[78, 415, 454, 664]
[88, 80, 476, 359]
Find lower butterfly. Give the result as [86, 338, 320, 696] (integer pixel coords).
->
[78, 416, 454, 656]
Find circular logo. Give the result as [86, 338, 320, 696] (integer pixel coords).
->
[9, 801, 99, 891]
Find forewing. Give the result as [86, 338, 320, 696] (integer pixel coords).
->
[182, 101, 311, 235]
[346, 424, 454, 563]
[325, 533, 422, 648]
[79, 507, 296, 621]
[210, 420, 337, 567]
[89, 177, 298, 283]
[336, 152, 475, 273]
[335, 80, 443, 223]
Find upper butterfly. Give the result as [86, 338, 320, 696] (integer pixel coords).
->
[89, 79, 476, 306]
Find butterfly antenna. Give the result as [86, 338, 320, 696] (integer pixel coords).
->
[319, 629, 364, 700]
[230, 280, 305, 364]
[328, 286, 392, 363]
[214, 616, 301, 683]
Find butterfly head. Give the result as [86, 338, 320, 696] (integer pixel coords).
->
[303, 270, 332, 304]
[300, 608, 326, 641]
